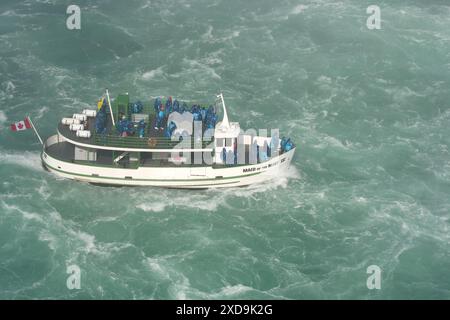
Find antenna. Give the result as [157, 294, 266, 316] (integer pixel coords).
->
[216, 93, 230, 129]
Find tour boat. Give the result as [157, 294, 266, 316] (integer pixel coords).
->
[40, 92, 295, 188]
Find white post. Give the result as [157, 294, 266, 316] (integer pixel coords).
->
[106, 89, 115, 126]
[217, 93, 230, 129]
[27, 116, 44, 145]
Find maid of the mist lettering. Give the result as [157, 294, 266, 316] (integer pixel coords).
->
[366, 5, 381, 30]
[66, 5, 81, 30]
[366, 265, 381, 290]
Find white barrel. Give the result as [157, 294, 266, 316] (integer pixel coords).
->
[76, 130, 91, 138]
[73, 113, 87, 121]
[61, 118, 81, 125]
[82, 109, 97, 117]
[70, 124, 84, 131]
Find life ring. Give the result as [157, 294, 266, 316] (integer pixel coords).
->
[148, 137, 157, 148]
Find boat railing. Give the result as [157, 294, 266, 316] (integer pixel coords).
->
[44, 134, 62, 149]
[92, 132, 212, 150]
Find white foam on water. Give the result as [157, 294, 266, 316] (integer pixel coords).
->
[0, 110, 7, 127]
[364, 196, 450, 257]
[35, 106, 49, 119]
[143, 256, 196, 299]
[203, 50, 224, 66]
[145, 257, 171, 279]
[36, 180, 50, 200]
[1, 201, 44, 222]
[353, 196, 367, 204]
[113, 25, 135, 38]
[0, 81, 15, 100]
[201, 25, 214, 42]
[201, 25, 241, 44]
[136, 192, 222, 213]
[140, 0, 153, 10]
[136, 202, 167, 213]
[291, 5, 308, 15]
[0, 10, 32, 18]
[218, 284, 252, 296]
[180, 38, 194, 47]
[142, 66, 165, 81]
[5, 81, 15, 92]
[0, 151, 42, 171]
[313, 134, 351, 150]
[250, 110, 263, 117]
[217, 29, 241, 43]
[74, 231, 97, 254]
[38, 230, 58, 251]
[144, 254, 279, 299]
[13, 200, 132, 258]
[182, 58, 222, 80]
[132, 161, 299, 214]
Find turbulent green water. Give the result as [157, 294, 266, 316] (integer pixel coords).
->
[1, 0, 450, 299]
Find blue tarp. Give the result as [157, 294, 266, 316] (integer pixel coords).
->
[95, 100, 108, 134]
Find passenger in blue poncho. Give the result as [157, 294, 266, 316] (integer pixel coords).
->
[280, 137, 294, 153]
[117, 119, 135, 136]
[154, 97, 162, 114]
[180, 102, 188, 114]
[191, 104, 202, 121]
[155, 109, 165, 131]
[172, 100, 180, 113]
[130, 101, 143, 114]
[204, 105, 217, 130]
[165, 96, 173, 115]
[165, 121, 177, 138]
[284, 138, 294, 151]
[137, 120, 146, 138]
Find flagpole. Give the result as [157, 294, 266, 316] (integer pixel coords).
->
[105, 88, 115, 126]
[27, 116, 44, 145]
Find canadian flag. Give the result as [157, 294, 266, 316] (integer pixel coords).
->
[10, 117, 32, 131]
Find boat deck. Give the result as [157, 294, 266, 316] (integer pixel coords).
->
[45, 141, 114, 166]
[44, 141, 271, 169]
[58, 113, 211, 150]
[45, 141, 214, 168]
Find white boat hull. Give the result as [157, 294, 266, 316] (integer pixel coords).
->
[41, 145, 295, 189]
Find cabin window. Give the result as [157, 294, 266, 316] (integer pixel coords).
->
[216, 138, 224, 147]
[225, 138, 233, 147]
[74, 146, 97, 162]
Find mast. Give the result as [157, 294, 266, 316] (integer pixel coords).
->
[106, 88, 115, 126]
[217, 93, 230, 129]
[27, 116, 44, 145]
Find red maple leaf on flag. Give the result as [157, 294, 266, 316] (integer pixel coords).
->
[10, 117, 32, 132]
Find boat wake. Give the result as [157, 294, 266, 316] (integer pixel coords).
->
[135, 164, 299, 213]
